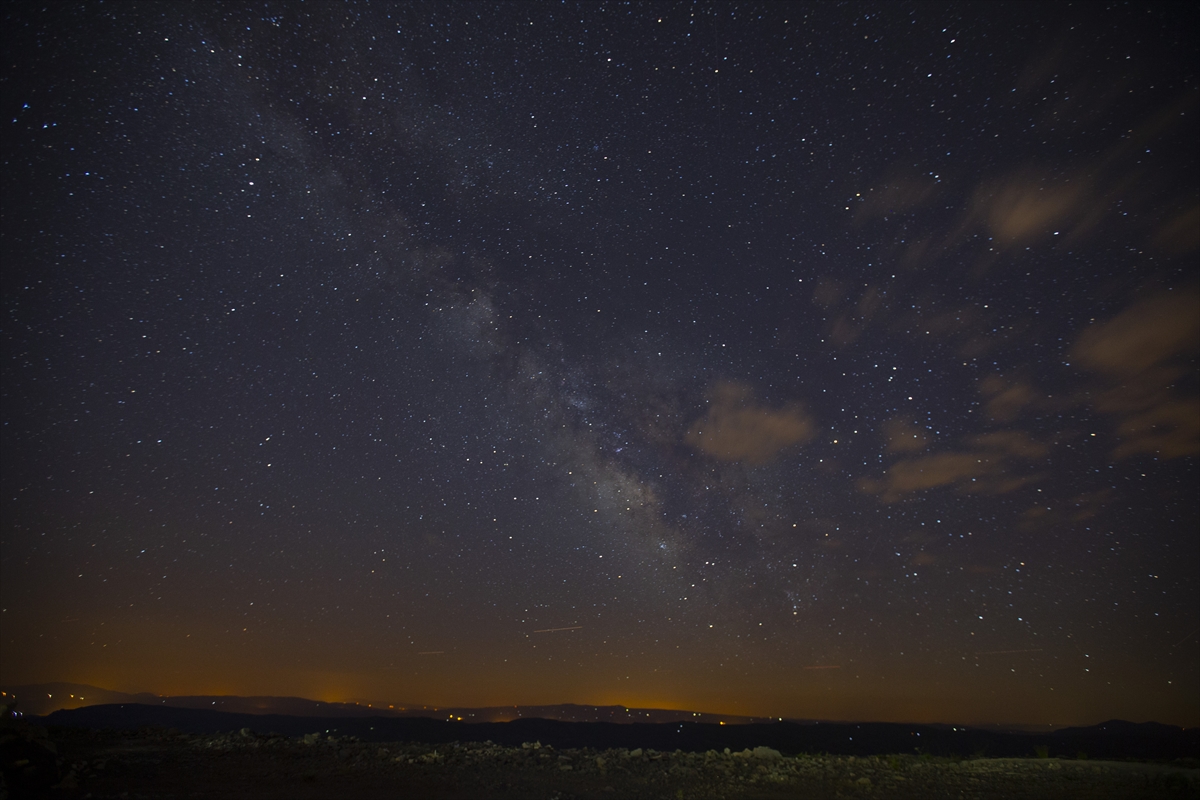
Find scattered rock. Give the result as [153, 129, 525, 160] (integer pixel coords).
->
[752, 745, 782, 760]
[31, 724, 1200, 799]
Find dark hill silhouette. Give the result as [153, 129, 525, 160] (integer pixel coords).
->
[1, 683, 773, 723]
[39, 704, 1200, 761]
[1, 683, 399, 718]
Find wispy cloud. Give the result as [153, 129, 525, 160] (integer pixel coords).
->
[1071, 289, 1200, 459]
[860, 431, 1048, 503]
[880, 418, 930, 454]
[686, 382, 815, 464]
[979, 374, 1040, 422]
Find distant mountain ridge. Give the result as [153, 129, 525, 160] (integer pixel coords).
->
[34, 703, 1200, 761]
[1, 683, 398, 719]
[0, 683, 777, 724]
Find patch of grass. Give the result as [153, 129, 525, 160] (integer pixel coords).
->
[1153, 772, 1192, 791]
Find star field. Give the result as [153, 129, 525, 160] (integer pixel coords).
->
[2, 2, 1197, 727]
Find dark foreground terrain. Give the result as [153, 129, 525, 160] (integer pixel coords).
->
[17, 727, 1200, 800]
[4, 705, 1198, 799]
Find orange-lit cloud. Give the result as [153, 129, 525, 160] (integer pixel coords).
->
[860, 431, 1048, 503]
[880, 418, 929, 454]
[1015, 487, 1117, 533]
[1107, 400, 1199, 460]
[685, 382, 815, 464]
[1150, 206, 1200, 255]
[958, 170, 1093, 248]
[860, 452, 983, 500]
[1068, 488, 1115, 521]
[944, 93, 1197, 258]
[1070, 290, 1200, 459]
[1072, 292, 1197, 376]
[815, 283, 886, 347]
[852, 167, 938, 225]
[979, 374, 1039, 422]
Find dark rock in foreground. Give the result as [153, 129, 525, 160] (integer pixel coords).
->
[1, 701, 61, 797]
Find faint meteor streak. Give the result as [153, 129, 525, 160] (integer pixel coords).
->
[417, 651, 444, 655]
[532, 626, 583, 633]
[975, 648, 1043, 655]
[1170, 628, 1197, 648]
[804, 665, 841, 670]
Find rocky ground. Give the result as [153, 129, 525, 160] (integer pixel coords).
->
[7, 726, 1195, 799]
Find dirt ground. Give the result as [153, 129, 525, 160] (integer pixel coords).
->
[9, 727, 1199, 799]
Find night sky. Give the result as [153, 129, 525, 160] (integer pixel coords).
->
[3, 3, 1197, 728]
